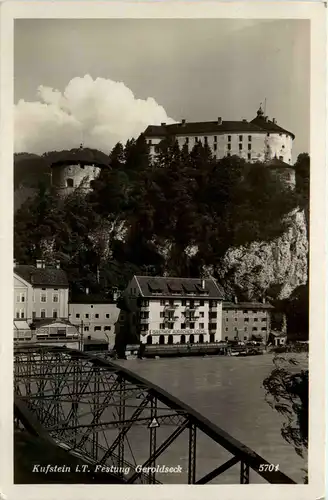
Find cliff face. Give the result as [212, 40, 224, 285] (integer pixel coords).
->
[215, 209, 308, 300]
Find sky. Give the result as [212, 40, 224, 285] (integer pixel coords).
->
[14, 19, 310, 160]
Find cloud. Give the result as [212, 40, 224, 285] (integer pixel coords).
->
[15, 74, 176, 154]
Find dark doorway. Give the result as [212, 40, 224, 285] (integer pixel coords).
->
[146, 335, 152, 345]
[210, 333, 215, 342]
[190, 334, 194, 344]
[199, 334, 204, 343]
[168, 335, 173, 345]
[180, 334, 186, 344]
[159, 335, 165, 345]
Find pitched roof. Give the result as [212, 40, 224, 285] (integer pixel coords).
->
[134, 276, 225, 299]
[144, 116, 295, 139]
[144, 121, 264, 137]
[15, 265, 69, 287]
[250, 116, 295, 139]
[46, 148, 110, 168]
[265, 158, 295, 170]
[223, 301, 274, 310]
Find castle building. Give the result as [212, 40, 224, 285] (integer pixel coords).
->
[121, 276, 225, 345]
[50, 147, 109, 197]
[144, 106, 295, 165]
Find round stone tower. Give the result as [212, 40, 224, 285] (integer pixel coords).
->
[49, 146, 110, 197]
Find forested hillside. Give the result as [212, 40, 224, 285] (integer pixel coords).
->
[14, 136, 309, 312]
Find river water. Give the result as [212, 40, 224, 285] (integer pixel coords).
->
[117, 353, 308, 484]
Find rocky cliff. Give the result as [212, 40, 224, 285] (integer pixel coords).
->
[214, 209, 308, 301]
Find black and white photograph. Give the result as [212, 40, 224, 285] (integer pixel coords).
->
[0, 2, 326, 499]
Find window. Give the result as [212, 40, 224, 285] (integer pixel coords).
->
[199, 299, 204, 306]
[160, 323, 165, 329]
[248, 144, 251, 150]
[282, 145, 285, 149]
[244, 327, 247, 331]
[84, 326, 89, 332]
[95, 313, 99, 319]
[94, 326, 101, 331]
[53, 294, 59, 303]
[244, 336, 248, 341]
[148, 140, 152, 145]
[41, 309, 46, 319]
[85, 314, 89, 318]
[106, 313, 110, 318]
[204, 136, 208, 144]
[181, 323, 186, 329]
[20, 310, 25, 319]
[32, 311, 36, 319]
[160, 312, 164, 318]
[254, 318, 258, 322]
[228, 144, 231, 150]
[104, 326, 111, 331]
[227, 153, 231, 157]
[209, 312, 217, 319]
[228, 135, 231, 142]
[199, 312, 204, 318]
[195, 137, 198, 143]
[261, 327, 267, 331]
[213, 144, 217, 151]
[199, 323, 204, 329]
[185, 137, 189, 144]
[160, 299, 165, 306]
[16, 311, 20, 319]
[20, 293, 26, 302]
[214, 136, 217, 142]
[41, 294, 47, 303]
[248, 136, 252, 142]
[76, 313, 80, 318]
[209, 323, 217, 330]
[209, 300, 217, 307]
[182, 299, 186, 306]
[189, 322, 195, 329]
[267, 133, 270, 137]
[253, 327, 258, 331]
[53, 310, 58, 319]
[239, 135, 243, 142]
[239, 143, 242, 150]
[226, 318, 229, 322]
[235, 318, 238, 321]
[66, 178, 74, 188]
[225, 328, 228, 332]
[247, 153, 251, 160]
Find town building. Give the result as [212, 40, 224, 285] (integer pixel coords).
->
[121, 276, 225, 345]
[144, 106, 295, 165]
[50, 147, 109, 197]
[14, 259, 69, 323]
[222, 300, 274, 343]
[68, 294, 120, 348]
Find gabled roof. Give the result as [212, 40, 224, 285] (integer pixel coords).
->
[265, 158, 295, 170]
[134, 276, 225, 299]
[15, 265, 69, 287]
[223, 301, 274, 310]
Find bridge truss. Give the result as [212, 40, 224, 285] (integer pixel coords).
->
[14, 345, 296, 485]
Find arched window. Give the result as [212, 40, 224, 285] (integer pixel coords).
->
[146, 335, 152, 345]
[180, 334, 186, 344]
[159, 335, 165, 345]
[168, 335, 173, 345]
[189, 334, 194, 344]
[209, 333, 215, 343]
[199, 333, 204, 343]
[66, 178, 74, 188]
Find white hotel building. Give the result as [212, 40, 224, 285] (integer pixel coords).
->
[144, 106, 295, 165]
[122, 276, 225, 345]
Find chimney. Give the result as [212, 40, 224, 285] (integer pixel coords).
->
[161, 122, 166, 126]
[242, 119, 247, 122]
[272, 118, 276, 124]
[264, 116, 268, 122]
[217, 117, 222, 125]
[55, 260, 60, 269]
[85, 287, 89, 295]
[181, 119, 186, 126]
[36, 259, 44, 269]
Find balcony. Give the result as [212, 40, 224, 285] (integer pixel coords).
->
[140, 318, 149, 324]
[140, 304, 150, 311]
